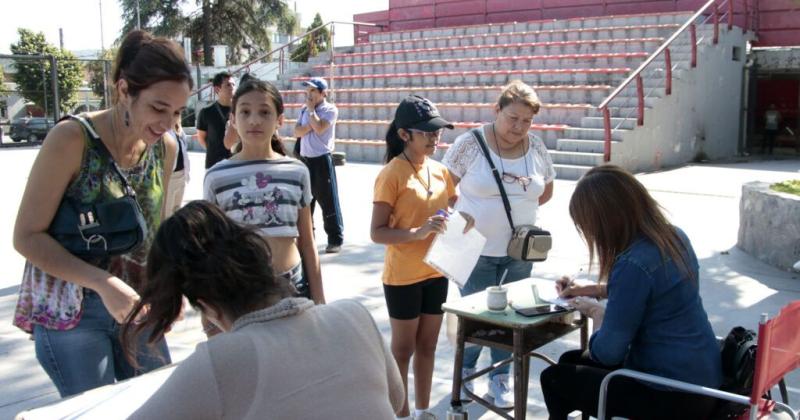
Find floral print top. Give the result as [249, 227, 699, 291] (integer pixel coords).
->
[13, 116, 165, 333]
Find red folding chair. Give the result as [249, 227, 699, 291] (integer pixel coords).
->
[597, 300, 800, 420]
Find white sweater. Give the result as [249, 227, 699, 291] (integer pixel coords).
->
[131, 298, 404, 420]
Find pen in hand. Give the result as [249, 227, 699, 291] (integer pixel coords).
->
[556, 268, 584, 297]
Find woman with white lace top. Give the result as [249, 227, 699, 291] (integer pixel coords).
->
[441, 80, 556, 408]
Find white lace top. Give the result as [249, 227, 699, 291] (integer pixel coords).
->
[442, 126, 555, 256]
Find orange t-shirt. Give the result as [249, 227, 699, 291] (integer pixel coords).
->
[374, 157, 456, 286]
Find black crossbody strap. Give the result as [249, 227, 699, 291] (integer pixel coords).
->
[67, 115, 137, 197]
[470, 128, 514, 230]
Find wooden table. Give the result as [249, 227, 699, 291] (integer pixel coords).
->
[442, 278, 588, 420]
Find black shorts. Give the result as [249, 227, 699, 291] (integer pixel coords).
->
[383, 277, 448, 320]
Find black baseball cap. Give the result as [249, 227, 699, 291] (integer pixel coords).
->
[394, 95, 454, 132]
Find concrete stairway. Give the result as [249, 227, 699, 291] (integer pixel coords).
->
[276, 11, 711, 179]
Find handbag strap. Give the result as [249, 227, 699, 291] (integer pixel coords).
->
[66, 115, 137, 198]
[470, 127, 514, 231]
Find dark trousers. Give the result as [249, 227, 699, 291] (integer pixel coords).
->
[763, 129, 778, 155]
[303, 153, 344, 246]
[540, 350, 718, 420]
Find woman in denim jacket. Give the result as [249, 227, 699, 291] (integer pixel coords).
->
[540, 165, 722, 420]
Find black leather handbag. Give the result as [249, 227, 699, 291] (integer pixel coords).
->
[48, 116, 147, 259]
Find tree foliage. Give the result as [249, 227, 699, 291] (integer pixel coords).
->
[87, 49, 115, 109]
[10, 29, 83, 116]
[290, 13, 329, 63]
[119, 0, 299, 66]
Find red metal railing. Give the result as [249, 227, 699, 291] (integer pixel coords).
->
[597, 0, 755, 162]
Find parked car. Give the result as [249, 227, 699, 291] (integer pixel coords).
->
[9, 117, 53, 142]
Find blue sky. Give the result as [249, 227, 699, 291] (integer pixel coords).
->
[0, 0, 388, 55]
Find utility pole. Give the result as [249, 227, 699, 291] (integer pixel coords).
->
[136, 0, 141, 29]
[99, 0, 105, 50]
[50, 55, 60, 120]
[41, 61, 49, 122]
[59, 28, 64, 50]
[102, 60, 110, 107]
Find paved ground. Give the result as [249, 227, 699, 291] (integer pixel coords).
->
[0, 147, 798, 419]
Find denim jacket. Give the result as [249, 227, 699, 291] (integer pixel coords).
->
[589, 228, 723, 388]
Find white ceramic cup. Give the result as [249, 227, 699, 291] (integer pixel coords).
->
[486, 286, 508, 311]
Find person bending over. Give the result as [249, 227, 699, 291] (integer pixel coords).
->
[540, 165, 722, 420]
[124, 201, 404, 420]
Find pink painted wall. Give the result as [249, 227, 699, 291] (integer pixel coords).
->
[756, 0, 800, 47]
[353, 0, 799, 47]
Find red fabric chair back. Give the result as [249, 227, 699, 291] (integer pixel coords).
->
[750, 300, 800, 405]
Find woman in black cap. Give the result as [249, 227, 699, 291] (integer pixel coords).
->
[370, 96, 472, 420]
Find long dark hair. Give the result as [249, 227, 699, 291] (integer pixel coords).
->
[122, 201, 295, 357]
[230, 77, 286, 156]
[568, 165, 693, 283]
[384, 121, 406, 163]
[112, 30, 193, 102]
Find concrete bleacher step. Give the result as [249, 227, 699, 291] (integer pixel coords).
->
[284, 102, 596, 126]
[358, 24, 684, 53]
[565, 127, 626, 141]
[557, 138, 621, 153]
[294, 68, 631, 88]
[604, 96, 659, 108]
[280, 119, 568, 144]
[339, 38, 667, 64]
[281, 85, 613, 104]
[582, 116, 637, 130]
[321, 52, 651, 76]
[329, 51, 694, 78]
[366, 11, 695, 42]
[549, 150, 606, 166]
[553, 163, 595, 181]
[359, 25, 713, 57]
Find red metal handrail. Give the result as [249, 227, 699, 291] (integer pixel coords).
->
[597, 0, 754, 163]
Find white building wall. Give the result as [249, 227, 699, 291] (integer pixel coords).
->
[611, 28, 749, 172]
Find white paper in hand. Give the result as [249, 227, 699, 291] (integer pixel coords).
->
[423, 211, 486, 288]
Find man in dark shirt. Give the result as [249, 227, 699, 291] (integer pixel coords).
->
[197, 72, 237, 169]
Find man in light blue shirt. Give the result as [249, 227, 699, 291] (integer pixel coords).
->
[294, 77, 344, 253]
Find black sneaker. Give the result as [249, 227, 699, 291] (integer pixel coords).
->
[325, 244, 342, 254]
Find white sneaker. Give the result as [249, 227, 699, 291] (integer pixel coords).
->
[460, 367, 476, 401]
[487, 373, 514, 409]
[414, 410, 437, 420]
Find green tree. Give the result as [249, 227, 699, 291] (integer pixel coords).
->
[120, 0, 185, 37]
[10, 29, 83, 116]
[119, 0, 299, 66]
[290, 13, 329, 62]
[87, 49, 115, 108]
[0, 65, 5, 94]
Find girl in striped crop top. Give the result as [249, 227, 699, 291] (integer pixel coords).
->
[203, 78, 325, 321]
